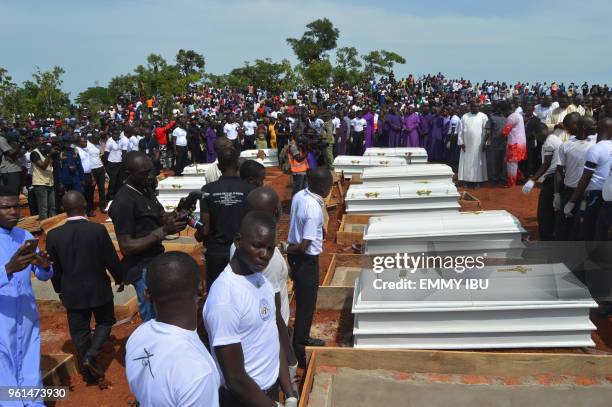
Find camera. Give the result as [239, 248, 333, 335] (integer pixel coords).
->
[176, 191, 204, 229]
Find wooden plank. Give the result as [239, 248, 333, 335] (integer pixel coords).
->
[42, 353, 77, 386]
[39, 213, 68, 234]
[322, 254, 337, 286]
[350, 174, 363, 184]
[336, 214, 371, 245]
[307, 347, 612, 378]
[299, 350, 317, 407]
[17, 215, 42, 233]
[459, 191, 482, 211]
[323, 254, 373, 287]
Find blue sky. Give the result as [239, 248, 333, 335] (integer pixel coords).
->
[1, 0, 610, 98]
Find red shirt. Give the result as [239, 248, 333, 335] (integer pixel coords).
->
[154, 121, 176, 145]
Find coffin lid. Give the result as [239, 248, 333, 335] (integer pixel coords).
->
[364, 147, 428, 157]
[240, 149, 278, 158]
[157, 176, 206, 190]
[362, 164, 453, 179]
[333, 155, 406, 166]
[347, 183, 459, 200]
[364, 210, 526, 239]
[182, 164, 213, 175]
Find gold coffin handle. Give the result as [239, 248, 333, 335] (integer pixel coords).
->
[171, 184, 182, 189]
[377, 152, 386, 156]
[379, 160, 389, 165]
[416, 189, 432, 196]
[351, 160, 360, 164]
[165, 205, 176, 210]
[497, 266, 531, 274]
[365, 192, 379, 198]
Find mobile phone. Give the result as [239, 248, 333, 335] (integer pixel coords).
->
[22, 239, 39, 255]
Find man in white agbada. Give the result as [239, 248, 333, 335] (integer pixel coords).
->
[458, 101, 488, 187]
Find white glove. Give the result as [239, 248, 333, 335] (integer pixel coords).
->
[564, 202, 575, 217]
[288, 362, 298, 383]
[553, 193, 561, 211]
[285, 397, 298, 407]
[522, 180, 535, 194]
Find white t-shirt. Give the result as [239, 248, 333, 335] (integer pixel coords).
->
[230, 245, 290, 325]
[76, 146, 91, 174]
[87, 142, 104, 169]
[557, 138, 594, 188]
[126, 320, 220, 407]
[541, 134, 563, 178]
[106, 138, 125, 163]
[243, 121, 257, 136]
[129, 135, 143, 152]
[173, 127, 188, 147]
[287, 188, 324, 256]
[223, 123, 240, 140]
[204, 161, 222, 184]
[602, 166, 612, 201]
[331, 117, 341, 134]
[585, 140, 612, 191]
[351, 118, 367, 133]
[204, 265, 279, 390]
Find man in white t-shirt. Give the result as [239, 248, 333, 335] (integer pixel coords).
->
[599, 119, 612, 241]
[522, 122, 562, 240]
[173, 118, 189, 176]
[242, 114, 258, 150]
[86, 133, 107, 213]
[282, 168, 332, 368]
[76, 135, 95, 217]
[204, 137, 234, 184]
[223, 115, 240, 147]
[204, 212, 296, 407]
[554, 115, 595, 240]
[567, 117, 612, 241]
[126, 252, 220, 407]
[349, 112, 367, 155]
[105, 130, 128, 200]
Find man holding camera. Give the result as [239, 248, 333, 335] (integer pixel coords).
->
[109, 151, 187, 322]
[30, 134, 59, 220]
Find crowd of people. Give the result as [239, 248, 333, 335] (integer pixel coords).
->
[1, 72, 612, 406]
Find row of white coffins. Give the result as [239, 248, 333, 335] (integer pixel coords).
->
[334, 147, 428, 178]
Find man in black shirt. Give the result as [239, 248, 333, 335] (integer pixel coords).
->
[47, 191, 123, 385]
[138, 130, 160, 175]
[109, 151, 187, 322]
[275, 113, 291, 158]
[196, 147, 255, 288]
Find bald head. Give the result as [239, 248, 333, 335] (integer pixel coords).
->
[125, 150, 151, 174]
[308, 167, 333, 198]
[214, 136, 234, 155]
[247, 187, 280, 220]
[62, 191, 86, 216]
[146, 252, 200, 307]
[599, 117, 612, 141]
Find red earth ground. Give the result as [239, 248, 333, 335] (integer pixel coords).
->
[36, 171, 609, 406]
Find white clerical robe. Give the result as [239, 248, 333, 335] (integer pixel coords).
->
[458, 112, 488, 182]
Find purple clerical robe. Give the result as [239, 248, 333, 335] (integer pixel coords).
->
[429, 115, 446, 162]
[205, 126, 217, 163]
[363, 112, 375, 148]
[402, 112, 421, 147]
[419, 113, 433, 152]
[384, 113, 403, 147]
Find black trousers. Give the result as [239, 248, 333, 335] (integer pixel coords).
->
[66, 301, 116, 363]
[555, 186, 580, 241]
[582, 191, 604, 242]
[106, 162, 123, 200]
[174, 145, 189, 176]
[287, 253, 319, 364]
[91, 167, 107, 210]
[349, 131, 364, 155]
[487, 148, 506, 184]
[537, 175, 556, 241]
[83, 173, 94, 212]
[596, 201, 612, 241]
[0, 171, 22, 195]
[205, 250, 231, 290]
[219, 381, 279, 407]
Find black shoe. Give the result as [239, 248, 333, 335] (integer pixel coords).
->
[304, 337, 325, 346]
[82, 356, 104, 380]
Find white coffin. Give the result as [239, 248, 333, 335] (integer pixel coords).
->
[156, 196, 200, 217]
[363, 147, 428, 164]
[361, 164, 454, 186]
[157, 176, 205, 201]
[345, 183, 460, 215]
[240, 149, 279, 167]
[182, 164, 214, 176]
[352, 264, 596, 349]
[334, 155, 406, 177]
[363, 210, 526, 255]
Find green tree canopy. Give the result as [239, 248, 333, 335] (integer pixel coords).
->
[287, 18, 339, 64]
[176, 49, 205, 76]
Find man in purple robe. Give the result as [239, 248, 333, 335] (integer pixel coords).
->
[384, 106, 403, 147]
[204, 119, 217, 163]
[419, 105, 433, 151]
[402, 106, 421, 147]
[362, 108, 375, 149]
[429, 106, 446, 162]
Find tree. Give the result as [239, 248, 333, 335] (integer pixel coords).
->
[301, 60, 333, 88]
[226, 58, 297, 92]
[19, 66, 70, 117]
[362, 50, 406, 78]
[287, 18, 339, 64]
[0, 67, 20, 117]
[333, 46, 363, 86]
[76, 86, 112, 107]
[176, 49, 205, 76]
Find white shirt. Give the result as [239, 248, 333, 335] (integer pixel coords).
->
[204, 265, 279, 390]
[76, 146, 91, 174]
[242, 121, 257, 136]
[585, 140, 612, 191]
[129, 135, 143, 152]
[223, 123, 239, 140]
[351, 118, 367, 133]
[331, 117, 341, 134]
[542, 134, 563, 178]
[534, 104, 553, 122]
[230, 245, 290, 324]
[287, 188, 324, 256]
[87, 141, 104, 169]
[126, 320, 220, 407]
[173, 127, 188, 147]
[106, 138, 125, 163]
[204, 161, 222, 184]
[557, 137, 594, 188]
